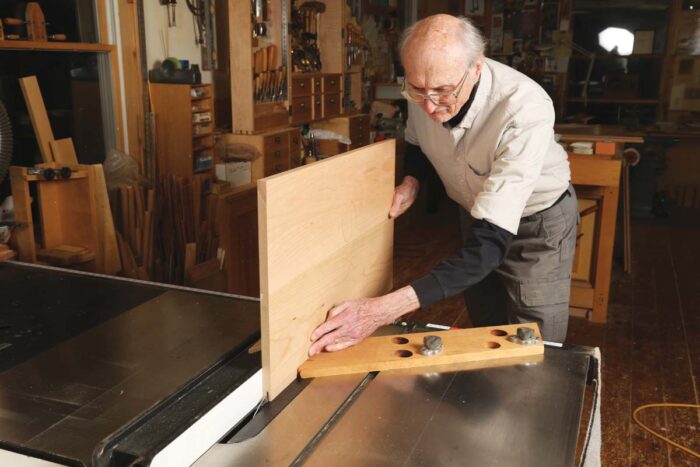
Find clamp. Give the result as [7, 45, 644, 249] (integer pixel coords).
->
[27, 166, 72, 181]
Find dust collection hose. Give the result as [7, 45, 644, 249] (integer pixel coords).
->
[0, 100, 12, 185]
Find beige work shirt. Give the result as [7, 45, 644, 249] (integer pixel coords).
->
[405, 57, 571, 234]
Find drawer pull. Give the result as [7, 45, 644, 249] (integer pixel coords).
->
[274, 136, 281, 144]
[299, 82, 305, 88]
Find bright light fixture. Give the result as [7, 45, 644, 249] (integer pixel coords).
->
[598, 27, 635, 55]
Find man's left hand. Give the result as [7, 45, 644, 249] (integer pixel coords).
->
[308, 298, 389, 356]
[308, 286, 421, 356]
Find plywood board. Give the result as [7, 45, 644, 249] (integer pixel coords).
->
[299, 324, 544, 379]
[19, 76, 55, 163]
[259, 139, 395, 400]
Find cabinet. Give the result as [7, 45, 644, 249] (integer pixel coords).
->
[217, 187, 259, 297]
[291, 73, 342, 124]
[219, 127, 302, 183]
[150, 83, 215, 178]
[568, 154, 622, 323]
[311, 113, 370, 153]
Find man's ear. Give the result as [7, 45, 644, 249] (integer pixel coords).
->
[473, 54, 484, 81]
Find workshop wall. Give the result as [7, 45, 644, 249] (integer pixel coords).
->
[142, 1, 212, 83]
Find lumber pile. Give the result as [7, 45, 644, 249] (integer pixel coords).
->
[112, 184, 155, 280]
[156, 174, 221, 285]
[111, 174, 221, 285]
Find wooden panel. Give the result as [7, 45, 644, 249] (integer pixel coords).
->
[87, 164, 121, 275]
[569, 155, 622, 187]
[591, 185, 620, 323]
[259, 139, 396, 400]
[19, 76, 55, 163]
[570, 280, 595, 309]
[228, 0, 255, 132]
[218, 187, 260, 296]
[117, 0, 145, 170]
[572, 198, 597, 282]
[149, 84, 193, 178]
[0, 41, 113, 52]
[252, 102, 290, 133]
[37, 173, 99, 271]
[316, 0, 344, 73]
[299, 324, 544, 378]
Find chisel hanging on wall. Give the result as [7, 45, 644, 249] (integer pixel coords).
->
[160, 0, 177, 27]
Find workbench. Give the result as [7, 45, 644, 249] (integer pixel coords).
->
[556, 125, 644, 323]
[0, 262, 597, 466]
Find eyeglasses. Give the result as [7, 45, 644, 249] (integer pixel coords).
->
[401, 67, 471, 106]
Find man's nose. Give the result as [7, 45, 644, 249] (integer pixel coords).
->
[422, 98, 438, 113]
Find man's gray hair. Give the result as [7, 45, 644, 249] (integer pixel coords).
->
[400, 16, 486, 67]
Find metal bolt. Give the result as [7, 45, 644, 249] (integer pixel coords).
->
[517, 327, 535, 341]
[420, 335, 443, 356]
[508, 326, 540, 346]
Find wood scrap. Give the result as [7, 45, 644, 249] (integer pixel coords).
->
[86, 164, 121, 275]
[49, 138, 79, 167]
[19, 76, 55, 163]
[37, 245, 94, 266]
[0, 244, 17, 262]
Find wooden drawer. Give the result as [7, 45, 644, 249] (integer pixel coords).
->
[349, 115, 370, 148]
[313, 94, 323, 120]
[264, 147, 290, 176]
[288, 128, 303, 168]
[264, 132, 289, 154]
[323, 74, 342, 94]
[323, 93, 341, 119]
[292, 76, 313, 97]
[291, 96, 312, 125]
[289, 128, 301, 149]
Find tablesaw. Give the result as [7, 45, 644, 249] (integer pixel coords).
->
[0, 262, 597, 467]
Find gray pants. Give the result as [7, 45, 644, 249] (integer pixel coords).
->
[460, 185, 578, 342]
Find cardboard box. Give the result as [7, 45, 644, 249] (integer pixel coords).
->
[215, 161, 251, 187]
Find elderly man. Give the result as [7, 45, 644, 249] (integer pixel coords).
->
[309, 14, 577, 355]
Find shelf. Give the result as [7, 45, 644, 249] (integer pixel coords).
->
[569, 53, 664, 59]
[191, 96, 211, 102]
[0, 40, 113, 53]
[194, 167, 213, 174]
[193, 144, 216, 152]
[192, 132, 214, 138]
[567, 97, 659, 104]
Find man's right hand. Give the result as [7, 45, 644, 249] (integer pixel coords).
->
[389, 176, 420, 219]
